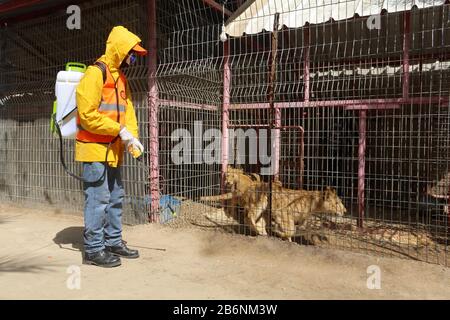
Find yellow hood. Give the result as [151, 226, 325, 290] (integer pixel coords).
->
[101, 26, 143, 72]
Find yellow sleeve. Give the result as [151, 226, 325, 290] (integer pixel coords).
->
[125, 83, 139, 139]
[76, 66, 121, 136]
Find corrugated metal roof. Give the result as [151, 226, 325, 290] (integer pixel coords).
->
[225, 0, 446, 37]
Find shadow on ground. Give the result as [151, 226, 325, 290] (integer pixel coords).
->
[0, 215, 15, 225]
[0, 256, 55, 274]
[53, 226, 84, 252]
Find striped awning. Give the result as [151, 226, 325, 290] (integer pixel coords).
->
[225, 0, 446, 37]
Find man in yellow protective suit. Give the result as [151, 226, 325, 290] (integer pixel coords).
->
[76, 26, 147, 268]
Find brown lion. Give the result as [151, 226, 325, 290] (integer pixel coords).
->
[200, 168, 347, 242]
[268, 186, 347, 242]
[239, 184, 347, 240]
[199, 166, 264, 225]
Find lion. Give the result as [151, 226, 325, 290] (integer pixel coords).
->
[200, 168, 346, 242]
[238, 184, 346, 241]
[237, 179, 282, 236]
[268, 186, 347, 242]
[200, 167, 287, 236]
[199, 166, 261, 202]
[199, 166, 266, 227]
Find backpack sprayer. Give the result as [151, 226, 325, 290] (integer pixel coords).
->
[52, 62, 144, 183]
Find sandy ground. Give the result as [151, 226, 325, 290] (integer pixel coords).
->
[0, 203, 449, 300]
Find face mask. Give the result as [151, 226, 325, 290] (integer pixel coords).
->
[120, 52, 137, 69]
[128, 53, 137, 64]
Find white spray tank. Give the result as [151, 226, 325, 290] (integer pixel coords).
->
[52, 62, 87, 138]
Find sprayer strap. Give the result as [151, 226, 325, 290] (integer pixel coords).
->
[94, 61, 107, 84]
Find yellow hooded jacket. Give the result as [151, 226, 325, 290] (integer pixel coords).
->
[75, 26, 142, 167]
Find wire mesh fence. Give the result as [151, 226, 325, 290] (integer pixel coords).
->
[157, 1, 449, 266]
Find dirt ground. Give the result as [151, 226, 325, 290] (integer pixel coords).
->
[0, 203, 449, 300]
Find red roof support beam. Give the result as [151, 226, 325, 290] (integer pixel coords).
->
[1, 0, 91, 25]
[0, 0, 46, 13]
[201, 0, 232, 16]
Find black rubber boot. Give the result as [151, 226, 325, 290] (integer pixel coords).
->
[105, 242, 139, 259]
[83, 250, 121, 267]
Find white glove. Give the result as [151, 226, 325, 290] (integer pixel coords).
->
[127, 137, 144, 158]
[129, 138, 144, 152]
[119, 127, 134, 143]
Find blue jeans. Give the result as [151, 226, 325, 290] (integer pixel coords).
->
[83, 162, 124, 254]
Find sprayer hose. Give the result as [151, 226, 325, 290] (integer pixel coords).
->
[53, 114, 116, 183]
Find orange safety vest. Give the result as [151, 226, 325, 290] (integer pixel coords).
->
[76, 61, 127, 144]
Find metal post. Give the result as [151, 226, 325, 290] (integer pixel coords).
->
[148, 0, 159, 222]
[301, 25, 309, 190]
[303, 25, 310, 103]
[448, 187, 450, 235]
[358, 110, 367, 228]
[269, 13, 280, 181]
[402, 11, 411, 99]
[273, 109, 281, 181]
[266, 13, 280, 235]
[221, 40, 230, 192]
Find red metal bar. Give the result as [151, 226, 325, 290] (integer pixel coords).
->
[201, 0, 232, 16]
[0, 0, 45, 13]
[148, 0, 159, 223]
[221, 41, 231, 192]
[229, 97, 448, 110]
[303, 26, 310, 102]
[273, 107, 281, 180]
[228, 125, 304, 130]
[269, 13, 280, 180]
[448, 187, 450, 234]
[402, 11, 411, 99]
[158, 99, 219, 111]
[358, 110, 367, 228]
[345, 104, 400, 110]
[0, 0, 91, 25]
